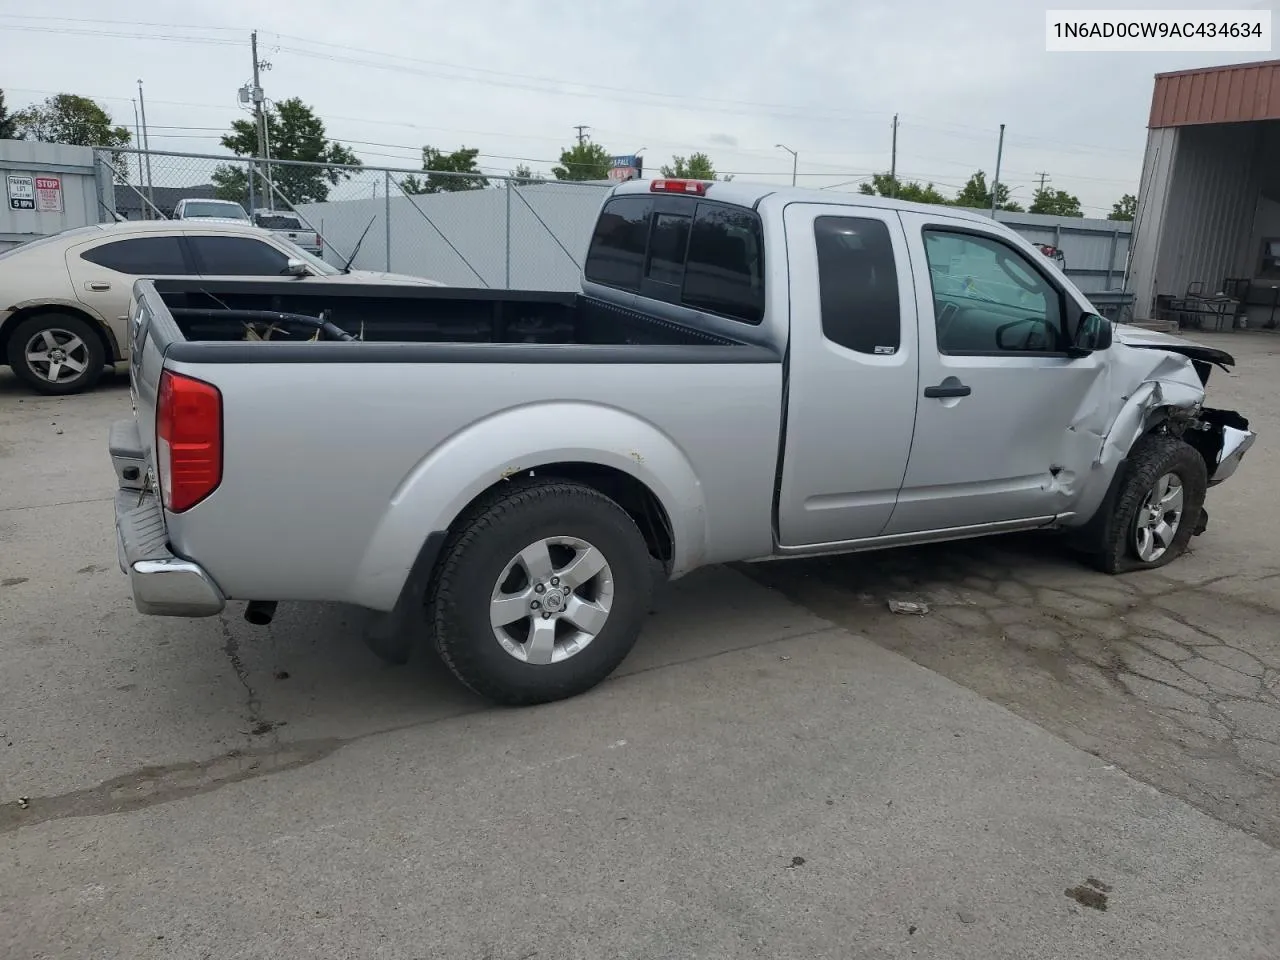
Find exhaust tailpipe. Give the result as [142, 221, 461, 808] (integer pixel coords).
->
[244, 601, 278, 626]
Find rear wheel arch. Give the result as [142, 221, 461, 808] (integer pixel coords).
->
[1, 302, 120, 363]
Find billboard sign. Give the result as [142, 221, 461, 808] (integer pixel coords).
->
[607, 155, 643, 182]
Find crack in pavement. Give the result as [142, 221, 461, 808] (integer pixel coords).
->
[738, 537, 1280, 848]
[220, 616, 273, 739]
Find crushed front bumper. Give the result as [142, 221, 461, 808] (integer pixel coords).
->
[1209, 425, 1256, 487]
[111, 418, 224, 618]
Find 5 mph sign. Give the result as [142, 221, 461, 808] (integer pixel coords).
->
[7, 175, 35, 210]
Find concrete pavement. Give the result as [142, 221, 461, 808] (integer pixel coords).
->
[2, 349, 1279, 958]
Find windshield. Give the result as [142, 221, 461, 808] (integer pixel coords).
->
[255, 213, 305, 230]
[279, 237, 340, 276]
[181, 201, 249, 220]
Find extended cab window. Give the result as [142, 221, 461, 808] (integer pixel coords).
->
[585, 197, 652, 291]
[79, 236, 189, 275]
[923, 230, 1064, 354]
[189, 235, 291, 276]
[682, 204, 764, 324]
[814, 216, 900, 355]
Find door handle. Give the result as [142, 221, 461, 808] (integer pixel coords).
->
[85, 281, 111, 291]
[923, 383, 971, 398]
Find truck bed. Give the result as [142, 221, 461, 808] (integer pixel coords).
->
[150, 279, 752, 354]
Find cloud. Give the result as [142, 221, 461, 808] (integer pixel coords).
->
[2, 0, 1248, 213]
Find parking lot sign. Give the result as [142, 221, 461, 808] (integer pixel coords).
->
[7, 174, 35, 210]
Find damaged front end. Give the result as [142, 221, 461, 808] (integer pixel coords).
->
[1113, 327, 1256, 488]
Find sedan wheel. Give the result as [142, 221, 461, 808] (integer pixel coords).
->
[7, 313, 106, 396]
[25, 328, 91, 386]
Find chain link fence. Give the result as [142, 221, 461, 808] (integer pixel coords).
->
[95, 147, 611, 289]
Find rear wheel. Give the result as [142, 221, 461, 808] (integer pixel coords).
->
[7, 313, 105, 395]
[428, 479, 654, 705]
[1089, 435, 1207, 574]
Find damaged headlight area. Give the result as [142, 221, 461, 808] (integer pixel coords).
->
[1183, 407, 1255, 487]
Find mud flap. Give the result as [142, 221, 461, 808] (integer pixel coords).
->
[1193, 507, 1208, 537]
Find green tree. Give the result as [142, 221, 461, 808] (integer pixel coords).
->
[211, 97, 359, 207]
[11, 93, 131, 148]
[0, 89, 18, 140]
[1108, 193, 1137, 221]
[952, 170, 1024, 212]
[552, 141, 612, 181]
[1029, 187, 1084, 218]
[660, 152, 731, 181]
[858, 172, 949, 206]
[508, 163, 544, 186]
[400, 145, 489, 194]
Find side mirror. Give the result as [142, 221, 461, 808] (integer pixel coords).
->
[1068, 312, 1112, 356]
[285, 258, 310, 278]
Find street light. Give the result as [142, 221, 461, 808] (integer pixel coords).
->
[776, 144, 797, 186]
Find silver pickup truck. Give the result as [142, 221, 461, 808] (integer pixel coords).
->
[111, 178, 1255, 705]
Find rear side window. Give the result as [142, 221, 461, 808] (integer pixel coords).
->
[585, 197, 652, 291]
[80, 236, 189, 275]
[682, 204, 765, 324]
[645, 212, 691, 287]
[814, 217, 901, 355]
[189, 236, 291, 276]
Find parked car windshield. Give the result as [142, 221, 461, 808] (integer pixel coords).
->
[181, 201, 249, 220]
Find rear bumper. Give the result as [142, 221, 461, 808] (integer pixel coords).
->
[111, 418, 224, 618]
[115, 489, 225, 617]
[1209, 426, 1256, 486]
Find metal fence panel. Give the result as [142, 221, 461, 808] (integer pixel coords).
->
[90, 148, 1132, 305]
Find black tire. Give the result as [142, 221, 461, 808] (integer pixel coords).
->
[428, 478, 654, 705]
[6, 313, 106, 396]
[1088, 434, 1208, 574]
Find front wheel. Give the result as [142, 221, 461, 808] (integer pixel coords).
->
[1091, 435, 1208, 574]
[6, 313, 106, 395]
[428, 478, 654, 705]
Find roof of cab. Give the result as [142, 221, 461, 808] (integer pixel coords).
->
[607, 177, 999, 227]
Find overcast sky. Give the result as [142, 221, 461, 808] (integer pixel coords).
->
[4, 0, 1273, 216]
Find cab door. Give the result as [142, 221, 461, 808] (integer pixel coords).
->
[882, 213, 1109, 535]
[775, 203, 920, 546]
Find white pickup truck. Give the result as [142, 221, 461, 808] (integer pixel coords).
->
[110, 178, 1255, 705]
[251, 209, 323, 256]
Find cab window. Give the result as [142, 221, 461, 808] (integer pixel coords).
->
[923, 230, 1064, 355]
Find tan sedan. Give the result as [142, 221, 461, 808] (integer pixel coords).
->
[0, 219, 439, 395]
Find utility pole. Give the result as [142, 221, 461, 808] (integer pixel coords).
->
[990, 123, 1006, 218]
[574, 125, 590, 147]
[251, 30, 273, 210]
[776, 144, 798, 186]
[890, 114, 899, 199]
[1036, 171, 1050, 192]
[136, 80, 155, 216]
[131, 99, 144, 218]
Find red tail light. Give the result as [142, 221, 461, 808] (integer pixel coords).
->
[650, 178, 707, 195]
[156, 370, 222, 512]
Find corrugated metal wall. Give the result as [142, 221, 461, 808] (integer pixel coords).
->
[1128, 126, 1180, 315]
[1154, 122, 1261, 301]
[1151, 60, 1280, 128]
[0, 141, 102, 251]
